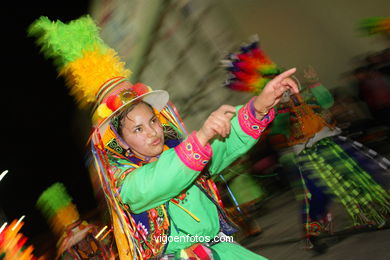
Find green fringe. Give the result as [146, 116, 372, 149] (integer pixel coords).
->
[36, 182, 73, 219]
[27, 15, 108, 68]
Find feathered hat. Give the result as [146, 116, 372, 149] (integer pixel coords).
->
[36, 182, 80, 237]
[28, 15, 169, 128]
[222, 38, 280, 94]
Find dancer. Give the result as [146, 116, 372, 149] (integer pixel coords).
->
[36, 182, 111, 259]
[29, 16, 298, 259]
[223, 40, 390, 250]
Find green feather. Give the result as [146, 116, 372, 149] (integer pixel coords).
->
[28, 15, 108, 68]
[36, 182, 73, 219]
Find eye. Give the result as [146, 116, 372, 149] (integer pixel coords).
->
[151, 117, 158, 124]
[134, 127, 142, 133]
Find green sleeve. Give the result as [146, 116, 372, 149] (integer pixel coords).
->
[119, 148, 200, 213]
[208, 105, 258, 175]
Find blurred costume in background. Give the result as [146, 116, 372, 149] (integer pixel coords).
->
[352, 66, 390, 127]
[269, 69, 390, 247]
[29, 16, 275, 259]
[216, 156, 265, 241]
[357, 17, 390, 126]
[0, 219, 36, 260]
[223, 41, 390, 249]
[36, 182, 110, 259]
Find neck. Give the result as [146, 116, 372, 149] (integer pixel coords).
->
[149, 157, 159, 162]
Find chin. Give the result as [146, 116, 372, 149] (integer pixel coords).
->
[155, 145, 164, 155]
[148, 145, 164, 157]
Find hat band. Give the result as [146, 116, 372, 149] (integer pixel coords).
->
[95, 77, 128, 104]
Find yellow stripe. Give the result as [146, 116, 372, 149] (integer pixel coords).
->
[171, 201, 200, 222]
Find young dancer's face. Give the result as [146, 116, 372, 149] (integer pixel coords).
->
[120, 103, 164, 159]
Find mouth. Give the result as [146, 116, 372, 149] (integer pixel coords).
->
[151, 138, 161, 146]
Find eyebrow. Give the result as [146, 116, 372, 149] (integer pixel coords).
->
[132, 114, 156, 129]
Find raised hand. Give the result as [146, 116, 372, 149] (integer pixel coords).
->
[196, 105, 236, 146]
[253, 68, 299, 118]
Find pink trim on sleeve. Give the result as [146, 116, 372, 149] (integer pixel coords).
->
[174, 131, 213, 171]
[238, 98, 275, 139]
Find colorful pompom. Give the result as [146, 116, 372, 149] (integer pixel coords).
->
[92, 103, 114, 124]
[106, 95, 124, 111]
[132, 83, 152, 96]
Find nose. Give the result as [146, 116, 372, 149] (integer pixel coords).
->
[147, 126, 157, 137]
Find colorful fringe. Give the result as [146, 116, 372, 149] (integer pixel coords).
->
[296, 136, 390, 230]
[333, 136, 390, 191]
[90, 101, 190, 259]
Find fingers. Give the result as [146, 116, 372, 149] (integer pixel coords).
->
[219, 105, 236, 117]
[272, 68, 296, 83]
[201, 117, 228, 139]
[281, 77, 299, 94]
[209, 118, 229, 137]
[209, 105, 235, 138]
[273, 84, 286, 97]
[267, 68, 298, 94]
[211, 115, 231, 137]
[255, 68, 299, 111]
[198, 104, 236, 143]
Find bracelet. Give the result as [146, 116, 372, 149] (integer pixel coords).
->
[256, 108, 269, 118]
[249, 97, 269, 117]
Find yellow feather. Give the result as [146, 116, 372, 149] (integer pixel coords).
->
[50, 204, 80, 236]
[60, 47, 131, 108]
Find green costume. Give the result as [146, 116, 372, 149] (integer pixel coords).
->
[109, 102, 275, 259]
[27, 15, 276, 259]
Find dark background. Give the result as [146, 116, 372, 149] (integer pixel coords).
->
[0, 1, 97, 244]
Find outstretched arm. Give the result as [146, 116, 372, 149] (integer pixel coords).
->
[205, 68, 299, 174]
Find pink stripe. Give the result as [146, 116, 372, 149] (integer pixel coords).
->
[193, 244, 212, 259]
